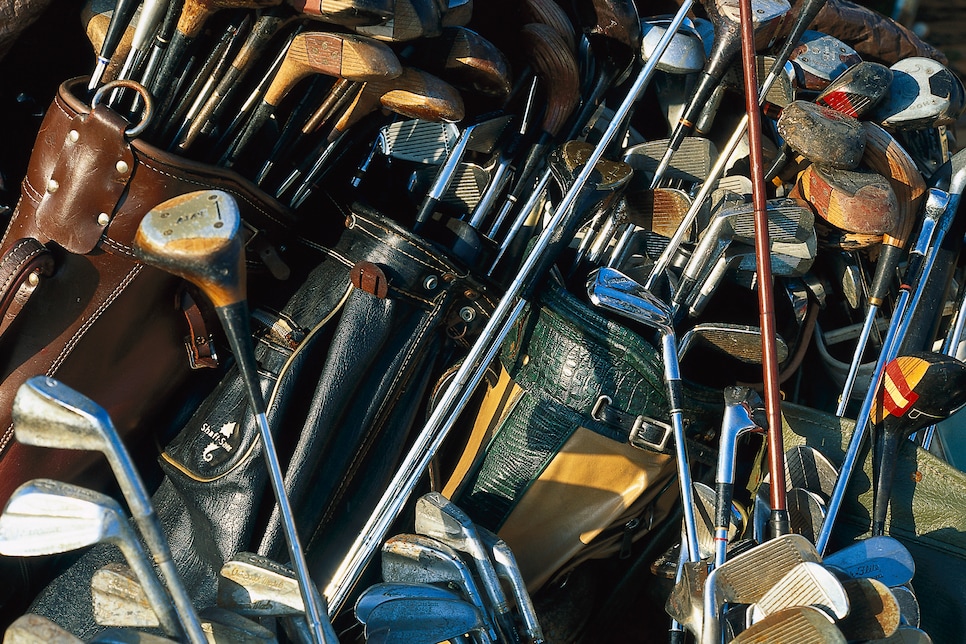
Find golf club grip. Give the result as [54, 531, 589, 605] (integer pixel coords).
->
[99, 0, 141, 70]
[715, 482, 734, 532]
[215, 301, 267, 416]
[867, 243, 905, 306]
[871, 428, 901, 536]
[667, 71, 719, 154]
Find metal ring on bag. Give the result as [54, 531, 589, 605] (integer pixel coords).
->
[90, 80, 154, 138]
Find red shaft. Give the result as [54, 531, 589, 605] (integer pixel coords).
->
[738, 0, 788, 517]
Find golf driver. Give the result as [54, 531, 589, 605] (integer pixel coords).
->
[131, 190, 331, 643]
[364, 596, 490, 644]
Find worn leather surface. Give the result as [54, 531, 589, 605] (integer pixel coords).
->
[0, 77, 297, 512]
[782, 403, 966, 644]
[28, 203, 486, 636]
[443, 282, 721, 590]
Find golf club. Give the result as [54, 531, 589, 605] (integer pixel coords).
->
[837, 577, 901, 641]
[823, 537, 915, 588]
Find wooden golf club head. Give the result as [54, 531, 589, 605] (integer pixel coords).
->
[287, 0, 394, 26]
[520, 0, 577, 52]
[871, 352, 966, 536]
[817, 60, 895, 119]
[796, 164, 899, 235]
[777, 100, 867, 170]
[353, 0, 444, 41]
[519, 22, 581, 137]
[133, 189, 244, 309]
[872, 56, 966, 130]
[407, 26, 511, 99]
[572, 0, 640, 88]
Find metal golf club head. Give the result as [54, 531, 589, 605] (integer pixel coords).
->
[777, 101, 867, 170]
[640, 17, 706, 74]
[218, 552, 305, 616]
[477, 526, 544, 644]
[376, 118, 461, 164]
[786, 487, 827, 543]
[891, 584, 920, 627]
[0, 479, 181, 638]
[693, 481, 744, 560]
[796, 164, 900, 235]
[701, 533, 822, 644]
[197, 606, 277, 643]
[748, 561, 850, 624]
[823, 536, 915, 587]
[413, 492, 516, 640]
[788, 30, 862, 92]
[816, 61, 895, 119]
[622, 186, 693, 239]
[93, 563, 161, 628]
[380, 533, 495, 642]
[871, 352, 966, 536]
[622, 137, 716, 189]
[364, 596, 488, 644]
[4, 614, 84, 643]
[837, 577, 901, 641]
[731, 605, 847, 643]
[587, 269, 672, 335]
[678, 323, 787, 365]
[784, 445, 838, 502]
[872, 57, 966, 130]
[354, 581, 462, 624]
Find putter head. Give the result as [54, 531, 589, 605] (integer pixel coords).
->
[133, 190, 244, 309]
[218, 552, 304, 616]
[12, 376, 114, 454]
[0, 479, 130, 556]
[587, 267, 673, 334]
[817, 61, 894, 119]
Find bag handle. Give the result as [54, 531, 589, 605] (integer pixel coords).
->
[0, 238, 55, 338]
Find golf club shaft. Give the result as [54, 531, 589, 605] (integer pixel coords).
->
[739, 0, 788, 535]
[324, 6, 694, 612]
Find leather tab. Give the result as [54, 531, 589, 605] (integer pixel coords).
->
[591, 395, 673, 453]
[350, 261, 389, 298]
[0, 238, 55, 338]
[34, 104, 135, 254]
[180, 290, 218, 370]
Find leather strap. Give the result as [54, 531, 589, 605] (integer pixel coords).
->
[179, 289, 218, 369]
[0, 238, 54, 338]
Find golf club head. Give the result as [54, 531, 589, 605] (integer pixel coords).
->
[476, 526, 544, 644]
[891, 583, 920, 627]
[354, 0, 444, 41]
[92, 563, 160, 628]
[622, 137, 717, 188]
[360, 66, 466, 125]
[377, 118, 461, 164]
[823, 536, 916, 587]
[678, 323, 788, 365]
[4, 613, 85, 643]
[871, 57, 966, 130]
[784, 445, 838, 501]
[198, 606, 276, 643]
[777, 101, 867, 169]
[288, 0, 394, 27]
[868, 625, 934, 643]
[731, 605, 847, 643]
[519, 22, 582, 137]
[12, 376, 116, 455]
[519, 0, 577, 52]
[622, 186, 693, 239]
[817, 61, 895, 119]
[363, 596, 487, 643]
[133, 189, 244, 309]
[587, 267, 673, 335]
[218, 552, 304, 616]
[785, 487, 827, 543]
[788, 30, 862, 91]
[871, 352, 966, 535]
[355, 581, 462, 624]
[0, 478, 132, 556]
[796, 164, 899, 235]
[407, 26, 512, 98]
[693, 480, 744, 559]
[572, 0, 641, 88]
[640, 17, 706, 74]
[837, 577, 901, 641]
[748, 561, 849, 623]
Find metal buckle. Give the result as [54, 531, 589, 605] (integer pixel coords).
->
[629, 415, 673, 453]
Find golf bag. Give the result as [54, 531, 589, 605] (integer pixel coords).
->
[440, 281, 723, 591]
[0, 76, 297, 616]
[28, 201, 493, 637]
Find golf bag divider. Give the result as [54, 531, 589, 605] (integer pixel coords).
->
[781, 401, 966, 644]
[0, 75, 298, 508]
[26, 201, 495, 637]
[440, 282, 723, 591]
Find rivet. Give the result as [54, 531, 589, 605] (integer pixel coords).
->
[27, 273, 40, 287]
[423, 275, 439, 291]
[116, 160, 130, 174]
[46, 179, 59, 194]
[97, 212, 110, 226]
[459, 306, 476, 322]
[68, 130, 79, 143]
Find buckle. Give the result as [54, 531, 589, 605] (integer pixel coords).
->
[592, 395, 673, 453]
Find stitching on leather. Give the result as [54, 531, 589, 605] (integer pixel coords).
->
[0, 240, 41, 294]
[353, 214, 459, 275]
[101, 236, 138, 258]
[48, 264, 142, 375]
[135, 154, 290, 231]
